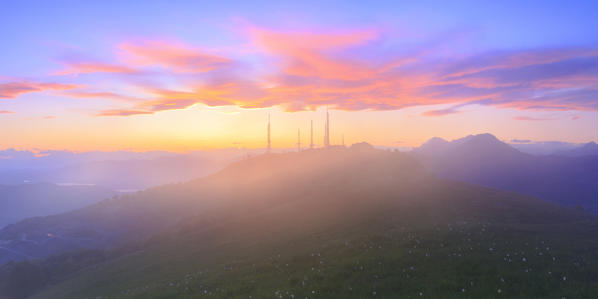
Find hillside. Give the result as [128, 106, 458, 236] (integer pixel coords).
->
[0, 185, 189, 265]
[3, 145, 596, 298]
[414, 134, 598, 213]
[0, 183, 115, 229]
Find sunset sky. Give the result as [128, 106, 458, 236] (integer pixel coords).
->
[1, 0, 598, 151]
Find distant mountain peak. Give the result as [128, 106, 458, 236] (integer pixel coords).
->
[350, 142, 375, 151]
[579, 141, 598, 150]
[424, 134, 501, 148]
[420, 137, 449, 148]
[427, 136, 448, 143]
[456, 134, 520, 154]
[414, 137, 450, 156]
[461, 133, 500, 143]
[424, 137, 449, 146]
[477, 133, 498, 139]
[414, 133, 521, 158]
[555, 140, 598, 157]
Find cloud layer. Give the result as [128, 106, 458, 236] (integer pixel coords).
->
[0, 82, 76, 99]
[2, 26, 598, 116]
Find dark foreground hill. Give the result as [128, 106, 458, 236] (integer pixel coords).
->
[2, 145, 598, 298]
[414, 134, 598, 213]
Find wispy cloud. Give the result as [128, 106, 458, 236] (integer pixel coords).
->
[61, 90, 142, 102]
[54, 62, 137, 75]
[95, 109, 154, 116]
[248, 26, 379, 81]
[118, 40, 231, 73]
[0, 110, 14, 114]
[513, 116, 558, 121]
[0, 81, 77, 99]
[422, 107, 462, 117]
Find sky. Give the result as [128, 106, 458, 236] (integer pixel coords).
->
[1, 0, 598, 151]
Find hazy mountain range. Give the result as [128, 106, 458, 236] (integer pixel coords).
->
[555, 141, 598, 157]
[414, 134, 598, 213]
[1, 144, 595, 298]
[0, 136, 597, 298]
[509, 140, 598, 156]
[1, 135, 597, 266]
[0, 149, 255, 191]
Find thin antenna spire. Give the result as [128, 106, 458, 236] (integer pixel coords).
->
[267, 114, 271, 153]
[324, 107, 330, 148]
[310, 120, 314, 149]
[323, 120, 326, 148]
[297, 128, 301, 152]
[342, 134, 345, 147]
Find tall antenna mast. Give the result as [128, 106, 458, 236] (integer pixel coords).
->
[324, 107, 330, 148]
[297, 128, 301, 152]
[323, 120, 326, 148]
[267, 114, 271, 153]
[342, 134, 345, 147]
[310, 120, 314, 149]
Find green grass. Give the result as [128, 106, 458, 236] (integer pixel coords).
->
[33, 198, 598, 298]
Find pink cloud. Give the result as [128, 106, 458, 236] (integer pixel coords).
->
[440, 49, 598, 80]
[62, 90, 141, 102]
[95, 84, 243, 116]
[0, 81, 77, 99]
[513, 116, 558, 121]
[95, 109, 154, 116]
[422, 108, 462, 117]
[118, 41, 231, 73]
[54, 40, 231, 76]
[249, 27, 379, 81]
[54, 62, 136, 75]
[0, 110, 14, 114]
[142, 98, 199, 111]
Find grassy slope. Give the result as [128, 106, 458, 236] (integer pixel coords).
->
[33, 149, 598, 298]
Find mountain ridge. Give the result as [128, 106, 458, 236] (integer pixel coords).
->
[413, 134, 598, 213]
[556, 141, 598, 157]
